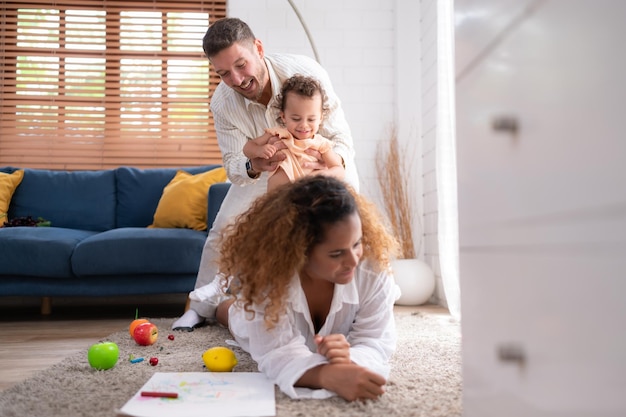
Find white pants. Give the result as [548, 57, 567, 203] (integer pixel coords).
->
[189, 174, 268, 317]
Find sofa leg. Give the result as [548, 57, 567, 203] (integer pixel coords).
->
[184, 297, 191, 312]
[41, 297, 52, 315]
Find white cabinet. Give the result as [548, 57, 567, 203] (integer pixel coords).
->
[456, 1, 626, 416]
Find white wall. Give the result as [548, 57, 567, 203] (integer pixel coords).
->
[394, 1, 430, 263]
[418, 0, 446, 305]
[227, 0, 444, 305]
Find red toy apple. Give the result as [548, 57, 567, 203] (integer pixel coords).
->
[87, 341, 119, 370]
[133, 322, 159, 346]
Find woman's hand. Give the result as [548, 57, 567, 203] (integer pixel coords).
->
[314, 334, 351, 364]
[297, 363, 386, 402]
[319, 363, 386, 402]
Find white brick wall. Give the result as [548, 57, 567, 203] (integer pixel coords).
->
[227, 0, 445, 305]
[420, 0, 448, 306]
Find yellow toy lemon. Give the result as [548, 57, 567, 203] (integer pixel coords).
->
[202, 346, 238, 372]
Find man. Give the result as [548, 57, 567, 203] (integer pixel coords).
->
[172, 17, 359, 330]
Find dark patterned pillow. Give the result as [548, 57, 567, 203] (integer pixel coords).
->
[3, 216, 51, 227]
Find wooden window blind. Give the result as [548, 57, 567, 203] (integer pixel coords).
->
[0, 0, 225, 170]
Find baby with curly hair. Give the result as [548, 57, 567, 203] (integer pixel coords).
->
[242, 74, 345, 191]
[214, 176, 400, 402]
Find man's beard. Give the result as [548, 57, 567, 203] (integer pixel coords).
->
[250, 64, 268, 102]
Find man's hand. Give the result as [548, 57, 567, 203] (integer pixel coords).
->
[301, 148, 327, 171]
[249, 135, 287, 172]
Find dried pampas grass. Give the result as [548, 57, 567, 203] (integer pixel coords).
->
[376, 126, 416, 259]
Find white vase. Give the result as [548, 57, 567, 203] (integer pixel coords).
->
[391, 258, 436, 306]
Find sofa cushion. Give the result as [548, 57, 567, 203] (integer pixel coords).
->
[207, 182, 231, 231]
[9, 168, 116, 231]
[115, 165, 222, 228]
[149, 168, 228, 231]
[71, 227, 208, 276]
[0, 227, 96, 277]
[0, 167, 19, 175]
[0, 170, 24, 219]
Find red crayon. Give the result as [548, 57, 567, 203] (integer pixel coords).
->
[141, 391, 179, 399]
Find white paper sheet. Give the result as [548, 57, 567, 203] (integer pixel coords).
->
[118, 372, 276, 417]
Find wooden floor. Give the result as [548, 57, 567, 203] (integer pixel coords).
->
[0, 298, 447, 392]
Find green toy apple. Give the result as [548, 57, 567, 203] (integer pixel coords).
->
[88, 341, 119, 370]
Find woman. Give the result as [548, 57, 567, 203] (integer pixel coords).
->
[215, 176, 400, 401]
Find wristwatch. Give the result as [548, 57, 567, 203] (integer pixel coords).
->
[245, 158, 260, 179]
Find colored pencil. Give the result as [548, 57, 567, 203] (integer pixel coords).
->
[140, 391, 179, 399]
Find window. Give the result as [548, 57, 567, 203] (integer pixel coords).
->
[0, 1, 226, 169]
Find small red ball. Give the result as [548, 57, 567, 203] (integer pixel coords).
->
[149, 357, 159, 366]
[168, 334, 175, 341]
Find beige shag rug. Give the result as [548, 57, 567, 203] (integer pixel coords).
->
[0, 310, 461, 417]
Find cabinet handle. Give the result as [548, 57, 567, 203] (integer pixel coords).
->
[492, 116, 519, 135]
[497, 342, 526, 366]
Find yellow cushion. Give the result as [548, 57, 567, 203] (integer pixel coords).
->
[0, 170, 24, 221]
[149, 168, 228, 231]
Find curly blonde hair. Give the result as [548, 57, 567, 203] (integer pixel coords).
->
[218, 176, 399, 328]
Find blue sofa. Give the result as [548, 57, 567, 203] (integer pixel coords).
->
[0, 165, 232, 314]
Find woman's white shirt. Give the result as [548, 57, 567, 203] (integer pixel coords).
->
[228, 261, 400, 399]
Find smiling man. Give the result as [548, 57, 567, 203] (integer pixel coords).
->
[172, 17, 359, 331]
